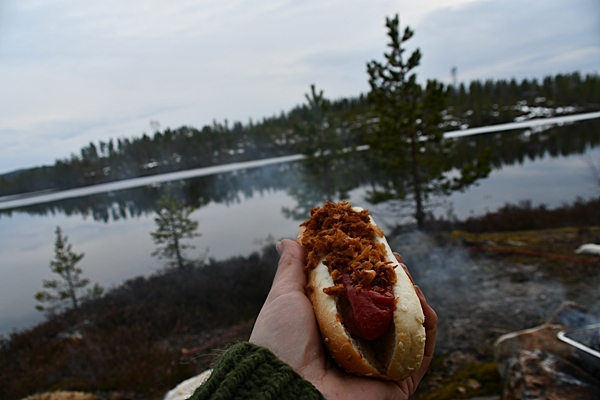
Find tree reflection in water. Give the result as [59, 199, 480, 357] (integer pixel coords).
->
[2, 119, 598, 226]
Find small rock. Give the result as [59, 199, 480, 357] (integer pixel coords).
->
[467, 378, 482, 390]
[164, 369, 212, 400]
[574, 243, 600, 255]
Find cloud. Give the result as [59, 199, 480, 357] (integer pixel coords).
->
[414, 0, 600, 83]
[0, 0, 598, 174]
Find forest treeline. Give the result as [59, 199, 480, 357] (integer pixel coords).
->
[4, 113, 599, 224]
[1, 72, 599, 198]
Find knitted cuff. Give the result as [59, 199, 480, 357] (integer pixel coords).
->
[187, 342, 324, 400]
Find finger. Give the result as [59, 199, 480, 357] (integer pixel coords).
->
[401, 264, 414, 285]
[393, 251, 403, 263]
[269, 239, 307, 296]
[394, 253, 415, 285]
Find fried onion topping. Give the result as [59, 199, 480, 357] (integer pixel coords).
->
[299, 201, 396, 295]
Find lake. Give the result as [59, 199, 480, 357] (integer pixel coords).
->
[1, 118, 599, 335]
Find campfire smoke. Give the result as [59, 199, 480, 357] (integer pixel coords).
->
[388, 230, 569, 356]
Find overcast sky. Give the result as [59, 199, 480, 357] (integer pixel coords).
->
[0, 0, 598, 175]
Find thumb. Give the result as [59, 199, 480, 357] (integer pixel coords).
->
[269, 239, 307, 297]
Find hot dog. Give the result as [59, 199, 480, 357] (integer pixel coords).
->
[297, 201, 425, 380]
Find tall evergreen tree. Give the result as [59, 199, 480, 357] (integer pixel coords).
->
[35, 226, 103, 313]
[151, 188, 201, 269]
[366, 14, 490, 227]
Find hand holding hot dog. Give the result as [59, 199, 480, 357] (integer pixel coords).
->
[298, 202, 429, 380]
[249, 239, 437, 399]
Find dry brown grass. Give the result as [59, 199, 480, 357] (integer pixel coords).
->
[1, 247, 278, 400]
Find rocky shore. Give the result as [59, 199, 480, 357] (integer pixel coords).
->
[393, 227, 600, 399]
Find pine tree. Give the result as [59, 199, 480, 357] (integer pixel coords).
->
[35, 226, 103, 313]
[366, 14, 490, 227]
[151, 189, 201, 269]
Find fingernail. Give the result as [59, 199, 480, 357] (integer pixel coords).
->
[393, 252, 403, 262]
[276, 241, 283, 255]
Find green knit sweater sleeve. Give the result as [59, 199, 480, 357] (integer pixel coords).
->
[187, 342, 325, 400]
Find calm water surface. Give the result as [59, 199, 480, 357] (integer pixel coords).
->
[1, 125, 599, 335]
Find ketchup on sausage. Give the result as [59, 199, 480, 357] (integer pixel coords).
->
[340, 274, 394, 340]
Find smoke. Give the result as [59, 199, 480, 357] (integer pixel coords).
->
[388, 230, 569, 355]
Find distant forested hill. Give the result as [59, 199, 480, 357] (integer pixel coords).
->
[1, 72, 598, 197]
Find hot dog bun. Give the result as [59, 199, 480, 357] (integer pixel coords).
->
[297, 202, 425, 380]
